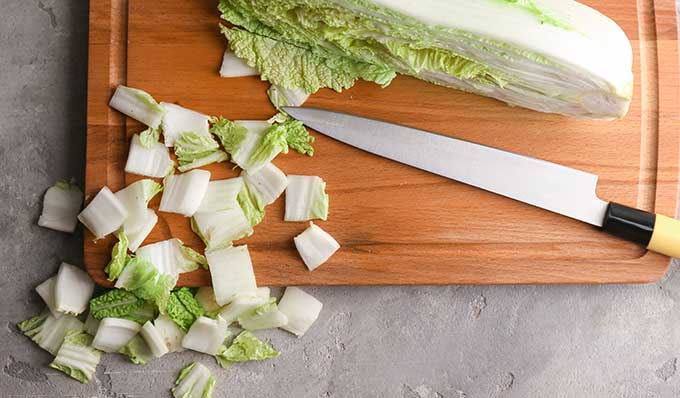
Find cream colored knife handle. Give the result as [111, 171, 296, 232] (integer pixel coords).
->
[647, 215, 680, 258]
[603, 203, 680, 258]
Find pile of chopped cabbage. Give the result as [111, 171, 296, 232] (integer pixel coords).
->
[21, 84, 338, 393]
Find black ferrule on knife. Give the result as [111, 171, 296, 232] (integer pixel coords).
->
[602, 202, 656, 246]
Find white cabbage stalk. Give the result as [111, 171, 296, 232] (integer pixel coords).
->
[220, 48, 259, 77]
[115, 179, 162, 220]
[136, 238, 204, 276]
[293, 222, 340, 271]
[109, 85, 164, 128]
[278, 287, 323, 336]
[49, 329, 103, 384]
[238, 304, 288, 331]
[38, 180, 83, 233]
[140, 321, 169, 358]
[126, 208, 158, 252]
[35, 276, 61, 318]
[18, 311, 84, 355]
[92, 317, 141, 353]
[84, 313, 100, 336]
[206, 245, 258, 306]
[178, 151, 229, 173]
[181, 316, 229, 355]
[154, 314, 186, 352]
[229, 120, 271, 170]
[196, 178, 243, 214]
[192, 207, 253, 250]
[284, 175, 329, 222]
[159, 169, 211, 217]
[78, 186, 129, 239]
[160, 102, 211, 147]
[267, 84, 310, 108]
[54, 263, 95, 315]
[218, 287, 271, 324]
[241, 163, 287, 206]
[194, 287, 222, 313]
[125, 134, 175, 178]
[218, 0, 633, 119]
[172, 362, 216, 398]
[115, 179, 162, 249]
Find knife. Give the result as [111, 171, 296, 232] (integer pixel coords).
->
[283, 106, 680, 259]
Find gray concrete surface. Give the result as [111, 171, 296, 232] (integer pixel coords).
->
[2, 1, 680, 397]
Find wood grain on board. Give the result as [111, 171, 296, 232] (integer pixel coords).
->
[86, 0, 680, 286]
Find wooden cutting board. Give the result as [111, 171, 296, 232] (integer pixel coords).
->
[85, 0, 680, 286]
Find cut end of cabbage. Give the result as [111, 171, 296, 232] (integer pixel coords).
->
[160, 103, 211, 147]
[181, 316, 229, 355]
[278, 287, 323, 337]
[159, 169, 211, 217]
[136, 238, 205, 277]
[284, 175, 329, 222]
[54, 262, 95, 315]
[206, 245, 257, 306]
[126, 208, 159, 252]
[114, 178, 163, 254]
[92, 317, 141, 353]
[125, 134, 175, 178]
[38, 179, 83, 233]
[241, 163, 287, 206]
[193, 207, 253, 250]
[154, 314, 187, 353]
[196, 178, 244, 214]
[109, 85, 164, 128]
[294, 222, 340, 271]
[78, 186, 129, 239]
[220, 48, 260, 78]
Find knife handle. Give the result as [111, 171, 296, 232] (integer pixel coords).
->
[603, 202, 680, 258]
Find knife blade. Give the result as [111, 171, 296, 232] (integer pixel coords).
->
[283, 106, 680, 259]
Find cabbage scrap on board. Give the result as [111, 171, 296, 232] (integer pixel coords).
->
[218, 0, 633, 119]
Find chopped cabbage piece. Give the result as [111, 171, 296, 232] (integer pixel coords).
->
[35, 275, 61, 318]
[92, 317, 141, 353]
[293, 222, 340, 271]
[159, 170, 211, 217]
[109, 85, 164, 128]
[49, 329, 102, 384]
[172, 362, 216, 398]
[181, 316, 229, 355]
[278, 287, 323, 336]
[284, 176, 329, 222]
[38, 179, 83, 233]
[78, 186, 128, 239]
[206, 245, 257, 306]
[125, 134, 175, 178]
[140, 320, 169, 358]
[54, 262, 95, 315]
[241, 162, 287, 206]
[160, 103, 211, 147]
[17, 310, 84, 355]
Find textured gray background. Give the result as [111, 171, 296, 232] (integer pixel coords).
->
[2, 1, 680, 397]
